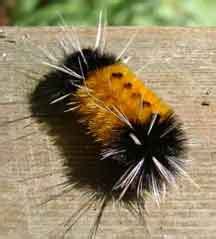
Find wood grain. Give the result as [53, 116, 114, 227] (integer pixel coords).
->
[0, 27, 216, 239]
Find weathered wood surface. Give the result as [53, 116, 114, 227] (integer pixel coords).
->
[0, 27, 216, 239]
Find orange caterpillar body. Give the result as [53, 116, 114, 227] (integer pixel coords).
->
[77, 63, 171, 142]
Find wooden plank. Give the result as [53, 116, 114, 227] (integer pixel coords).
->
[0, 27, 216, 239]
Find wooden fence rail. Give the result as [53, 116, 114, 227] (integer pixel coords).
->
[0, 27, 216, 239]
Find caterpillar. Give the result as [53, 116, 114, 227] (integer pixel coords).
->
[18, 11, 193, 238]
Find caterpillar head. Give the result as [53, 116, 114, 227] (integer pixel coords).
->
[101, 113, 187, 201]
[66, 48, 116, 73]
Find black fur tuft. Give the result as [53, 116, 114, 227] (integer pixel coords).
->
[64, 48, 116, 78]
[41, 48, 117, 102]
[102, 113, 187, 198]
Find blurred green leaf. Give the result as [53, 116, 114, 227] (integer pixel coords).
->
[11, 0, 40, 20]
[8, 0, 216, 26]
[14, 2, 84, 26]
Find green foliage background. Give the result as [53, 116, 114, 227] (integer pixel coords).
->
[9, 0, 216, 26]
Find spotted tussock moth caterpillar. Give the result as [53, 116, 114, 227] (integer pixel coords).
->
[2, 10, 199, 239]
